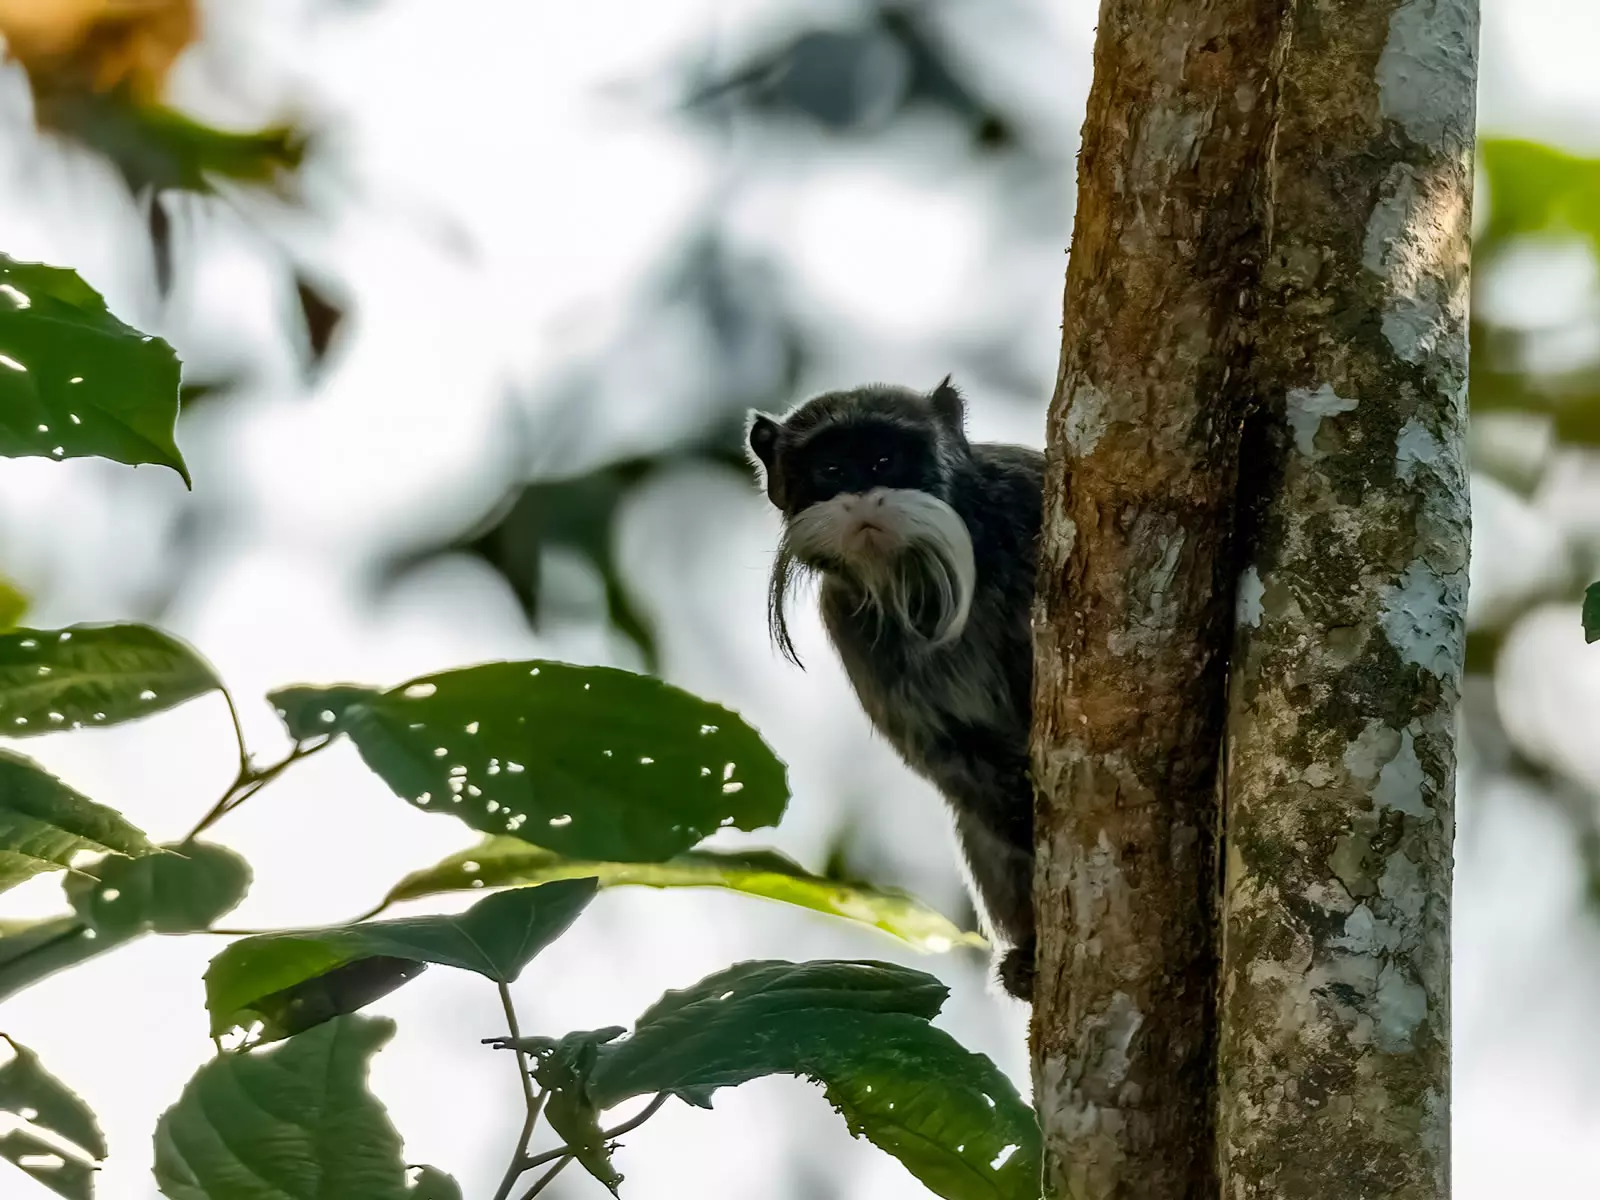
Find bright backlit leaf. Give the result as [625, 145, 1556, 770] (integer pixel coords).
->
[581, 960, 1042, 1200]
[204, 879, 597, 1039]
[382, 838, 984, 953]
[0, 623, 221, 734]
[0, 1035, 106, 1199]
[406, 1165, 462, 1200]
[0, 256, 187, 483]
[153, 1015, 415, 1200]
[0, 749, 155, 894]
[269, 661, 788, 862]
[64, 840, 250, 937]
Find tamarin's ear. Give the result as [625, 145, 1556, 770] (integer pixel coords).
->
[745, 411, 785, 506]
[931, 375, 967, 438]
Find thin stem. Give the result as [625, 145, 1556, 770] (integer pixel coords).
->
[221, 687, 250, 779]
[517, 1156, 570, 1200]
[181, 737, 331, 844]
[603, 1092, 670, 1139]
[512, 1093, 672, 1198]
[492, 982, 545, 1200]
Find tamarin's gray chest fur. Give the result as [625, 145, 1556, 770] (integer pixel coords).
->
[747, 378, 1043, 1000]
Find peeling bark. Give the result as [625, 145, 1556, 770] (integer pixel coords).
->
[1028, 3, 1290, 1197]
[1218, 1, 1477, 1198]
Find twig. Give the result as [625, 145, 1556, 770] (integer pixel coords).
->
[492, 982, 545, 1200]
[181, 736, 331, 844]
[518, 1155, 570, 1199]
[512, 1093, 672, 1199]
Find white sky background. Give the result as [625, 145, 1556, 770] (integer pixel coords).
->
[0, 0, 1596, 1197]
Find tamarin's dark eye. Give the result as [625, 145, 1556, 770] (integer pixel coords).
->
[820, 462, 843, 480]
[874, 455, 892, 472]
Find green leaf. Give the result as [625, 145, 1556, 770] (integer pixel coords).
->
[0, 750, 156, 894]
[0, 256, 188, 483]
[383, 837, 985, 953]
[0, 578, 26, 632]
[1584, 582, 1600, 644]
[269, 661, 788, 862]
[584, 961, 1042, 1200]
[204, 879, 597, 1039]
[0, 624, 221, 734]
[0, 917, 131, 1004]
[0, 1035, 107, 1197]
[0, 1128, 96, 1200]
[405, 1166, 462, 1200]
[153, 1015, 413, 1200]
[532, 1031, 625, 1195]
[1480, 139, 1600, 253]
[64, 841, 250, 936]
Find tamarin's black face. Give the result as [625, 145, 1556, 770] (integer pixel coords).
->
[746, 379, 976, 662]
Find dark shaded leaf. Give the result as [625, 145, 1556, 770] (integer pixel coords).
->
[269, 661, 788, 862]
[64, 841, 250, 936]
[382, 837, 983, 952]
[0, 255, 187, 482]
[245, 957, 429, 1043]
[204, 879, 596, 1039]
[153, 1016, 413, 1200]
[293, 273, 345, 370]
[0, 624, 220, 735]
[1584, 582, 1600, 644]
[0, 750, 155, 894]
[0, 1036, 105, 1197]
[586, 960, 1042, 1200]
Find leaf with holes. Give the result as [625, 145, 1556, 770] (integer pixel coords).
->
[0, 1035, 106, 1199]
[153, 1015, 415, 1200]
[0, 750, 156, 894]
[582, 960, 1042, 1200]
[382, 838, 984, 953]
[0, 624, 221, 735]
[204, 878, 596, 1039]
[269, 661, 788, 862]
[64, 841, 250, 936]
[0, 256, 188, 483]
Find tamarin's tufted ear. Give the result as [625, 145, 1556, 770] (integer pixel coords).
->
[930, 375, 966, 438]
[745, 411, 785, 506]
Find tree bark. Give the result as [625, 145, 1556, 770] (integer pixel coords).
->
[1028, 3, 1289, 1197]
[1217, 2, 1477, 1198]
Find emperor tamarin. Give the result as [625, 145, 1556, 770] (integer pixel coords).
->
[747, 378, 1043, 1001]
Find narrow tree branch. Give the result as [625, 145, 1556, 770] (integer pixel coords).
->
[492, 982, 545, 1200]
[1029, 2, 1291, 1196]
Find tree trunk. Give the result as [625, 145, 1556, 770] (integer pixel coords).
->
[1217, 2, 1477, 1198]
[1028, 3, 1289, 1197]
[1032, 1, 1476, 1197]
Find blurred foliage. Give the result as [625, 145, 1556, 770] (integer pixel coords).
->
[0, 0, 338, 369]
[380, 1, 1047, 665]
[683, 2, 1018, 149]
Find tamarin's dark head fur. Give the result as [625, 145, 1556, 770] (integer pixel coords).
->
[746, 377, 979, 666]
[747, 377, 1046, 1002]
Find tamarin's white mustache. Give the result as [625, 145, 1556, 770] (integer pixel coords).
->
[769, 488, 976, 665]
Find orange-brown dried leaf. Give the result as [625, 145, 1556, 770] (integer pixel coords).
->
[0, 0, 196, 103]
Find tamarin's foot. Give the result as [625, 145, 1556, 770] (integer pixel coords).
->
[998, 940, 1035, 1002]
